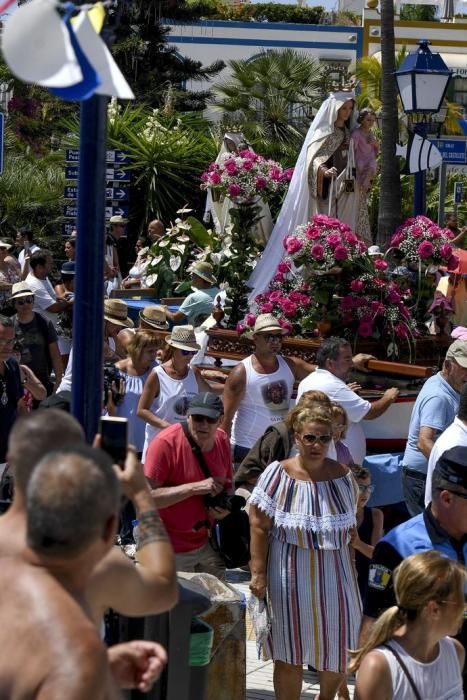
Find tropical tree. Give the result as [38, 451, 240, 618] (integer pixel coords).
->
[211, 49, 324, 161]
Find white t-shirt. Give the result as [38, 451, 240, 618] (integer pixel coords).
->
[57, 348, 72, 393]
[18, 244, 40, 274]
[424, 416, 467, 506]
[26, 273, 59, 330]
[296, 368, 371, 465]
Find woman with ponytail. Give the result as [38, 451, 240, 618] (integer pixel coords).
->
[351, 551, 465, 699]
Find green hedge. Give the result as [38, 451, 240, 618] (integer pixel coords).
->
[168, 2, 326, 25]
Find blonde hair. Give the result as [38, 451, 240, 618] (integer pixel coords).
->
[348, 551, 466, 673]
[127, 330, 162, 364]
[349, 463, 370, 481]
[331, 402, 348, 430]
[286, 404, 333, 434]
[285, 391, 331, 431]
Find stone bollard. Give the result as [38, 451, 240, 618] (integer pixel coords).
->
[179, 572, 246, 700]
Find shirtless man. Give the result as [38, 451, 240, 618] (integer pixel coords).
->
[0, 409, 178, 623]
[0, 446, 127, 698]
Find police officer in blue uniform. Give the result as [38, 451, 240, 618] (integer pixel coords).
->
[360, 446, 467, 694]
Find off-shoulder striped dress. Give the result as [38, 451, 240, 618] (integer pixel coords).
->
[250, 460, 362, 673]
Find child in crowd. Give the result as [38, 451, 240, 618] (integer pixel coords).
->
[349, 463, 384, 598]
[331, 402, 353, 465]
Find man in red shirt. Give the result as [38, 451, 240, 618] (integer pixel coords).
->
[144, 392, 232, 579]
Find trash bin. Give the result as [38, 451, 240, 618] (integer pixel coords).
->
[188, 618, 214, 699]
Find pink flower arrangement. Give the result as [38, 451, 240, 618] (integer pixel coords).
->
[390, 215, 459, 268]
[200, 149, 291, 203]
[282, 214, 366, 272]
[338, 272, 417, 341]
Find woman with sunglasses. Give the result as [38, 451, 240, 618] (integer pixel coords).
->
[249, 403, 361, 700]
[350, 550, 465, 700]
[138, 326, 213, 463]
[10, 282, 63, 397]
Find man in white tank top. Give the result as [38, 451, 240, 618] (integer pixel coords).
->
[222, 314, 317, 464]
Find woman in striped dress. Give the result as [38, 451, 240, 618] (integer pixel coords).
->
[249, 403, 361, 700]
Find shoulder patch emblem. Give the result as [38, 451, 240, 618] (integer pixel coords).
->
[368, 564, 392, 590]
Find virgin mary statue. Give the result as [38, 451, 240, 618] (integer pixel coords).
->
[247, 89, 364, 300]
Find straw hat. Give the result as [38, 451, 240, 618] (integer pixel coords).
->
[103, 299, 134, 328]
[11, 281, 34, 300]
[139, 305, 169, 330]
[109, 215, 127, 225]
[191, 261, 217, 285]
[0, 240, 9, 249]
[165, 325, 200, 352]
[252, 314, 287, 336]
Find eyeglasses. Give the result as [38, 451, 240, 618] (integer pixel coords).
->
[14, 297, 33, 306]
[262, 334, 283, 342]
[299, 433, 332, 446]
[0, 338, 15, 347]
[181, 349, 196, 356]
[190, 414, 219, 424]
[359, 484, 375, 494]
[446, 489, 467, 500]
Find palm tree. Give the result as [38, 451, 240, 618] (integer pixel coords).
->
[211, 49, 324, 161]
[377, 0, 402, 246]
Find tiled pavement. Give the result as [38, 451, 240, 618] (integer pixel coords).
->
[226, 570, 355, 700]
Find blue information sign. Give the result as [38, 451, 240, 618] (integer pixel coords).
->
[106, 149, 130, 164]
[65, 166, 79, 180]
[62, 222, 75, 236]
[106, 168, 130, 182]
[430, 139, 467, 164]
[64, 185, 78, 199]
[65, 148, 80, 163]
[454, 182, 464, 203]
[64, 204, 78, 218]
[106, 186, 129, 201]
[105, 205, 129, 219]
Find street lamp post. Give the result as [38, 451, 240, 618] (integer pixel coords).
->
[394, 40, 452, 216]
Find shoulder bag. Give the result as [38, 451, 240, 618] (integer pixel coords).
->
[381, 643, 422, 700]
[182, 423, 250, 569]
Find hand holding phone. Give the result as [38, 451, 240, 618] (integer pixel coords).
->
[100, 416, 128, 466]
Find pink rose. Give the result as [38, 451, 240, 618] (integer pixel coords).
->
[358, 320, 374, 338]
[209, 172, 221, 185]
[289, 291, 303, 303]
[299, 294, 311, 307]
[370, 300, 384, 315]
[417, 240, 434, 259]
[246, 313, 256, 327]
[334, 245, 349, 261]
[277, 260, 291, 273]
[255, 176, 267, 191]
[326, 233, 341, 247]
[390, 233, 403, 247]
[269, 291, 283, 302]
[242, 159, 253, 171]
[340, 295, 355, 311]
[228, 183, 242, 197]
[280, 299, 298, 318]
[374, 278, 386, 289]
[305, 225, 321, 240]
[399, 304, 411, 320]
[200, 172, 209, 183]
[285, 237, 304, 255]
[388, 289, 401, 304]
[440, 243, 453, 259]
[394, 322, 408, 339]
[273, 272, 285, 282]
[239, 149, 255, 158]
[350, 279, 364, 293]
[313, 214, 330, 226]
[411, 225, 423, 238]
[447, 255, 459, 271]
[224, 160, 237, 176]
[374, 259, 389, 271]
[357, 241, 368, 254]
[278, 318, 293, 334]
[281, 168, 294, 182]
[260, 302, 274, 313]
[311, 243, 324, 260]
[236, 322, 245, 334]
[269, 167, 282, 181]
[344, 231, 358, 245]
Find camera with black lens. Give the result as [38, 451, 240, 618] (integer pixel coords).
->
[204, 492, 246, 513]
[103, 363, 125, 407]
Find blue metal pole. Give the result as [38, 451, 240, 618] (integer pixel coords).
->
[71, 95, 107, 441]
[413, 121, 427, 216]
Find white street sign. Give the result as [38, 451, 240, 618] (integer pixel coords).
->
[447, 164, 467, 175]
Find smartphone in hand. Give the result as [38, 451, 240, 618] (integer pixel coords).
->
[100, 416, 128, 466]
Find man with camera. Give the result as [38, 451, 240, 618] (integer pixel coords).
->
[144, 392, 233, 579]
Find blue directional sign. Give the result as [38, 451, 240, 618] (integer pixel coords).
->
[106, 149, 130, 164]
[454, 182, 464, 203]
[105, 205, 129, 219]
[64, 185, 78, 199]
[64, 204, 78, 218]
[65, 148, 80, 163]
[0, 113, 4, 176]
[65, 166, 79, 180]
[430, 139, 467, 164]
[106, 186, 129, 201]
[106, 168, 130, 182]
[62, 222, 75, 236]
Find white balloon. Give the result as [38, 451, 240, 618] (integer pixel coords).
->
[2, 0, 83, 87]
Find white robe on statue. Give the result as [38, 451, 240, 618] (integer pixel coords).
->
[247, 90, 359, 300]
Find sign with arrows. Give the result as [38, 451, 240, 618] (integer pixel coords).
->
[105, 168, 130, 182]
[105, 205, 128, 219]
[106, 187, 129, 200]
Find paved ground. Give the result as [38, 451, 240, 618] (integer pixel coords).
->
[226, 571, 355, 700]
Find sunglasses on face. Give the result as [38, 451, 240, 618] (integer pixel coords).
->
[358, 484, 374, 495]
[190, 414, 218, 424]
[263, 334, 283, 342]
[299, 433, 332, 446]
[15, 297, 33, 306]
[181, 349, 196, 356]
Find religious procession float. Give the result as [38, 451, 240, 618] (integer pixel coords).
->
[143, 94, 466, 452]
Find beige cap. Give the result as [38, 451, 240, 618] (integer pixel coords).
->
[103, 299, 134, 328]
[165, 325, 200, 352]
[139, 305, 169, 330]
[252, 313, 288, 336]
[446, 339, 467, 368]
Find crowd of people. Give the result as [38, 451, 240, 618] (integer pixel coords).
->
[0, 210, 467, 699]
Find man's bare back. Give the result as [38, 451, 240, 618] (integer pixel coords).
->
[0, 558, 121, 699]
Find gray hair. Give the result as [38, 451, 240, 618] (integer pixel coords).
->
[26, 446, 120, 558]
[8, 409, 85, 491]
[315, 337, 351, 368]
